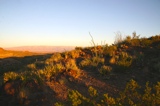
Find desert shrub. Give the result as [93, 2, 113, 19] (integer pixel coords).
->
[69, 50, 80, 59]
[65, 59, 79, 71]
[125, 35, 132, 41]
[88, 86, 98, 98]
[109, 56, 116, 64]
[20, 71, 43, 86]
[98, 65, 112, 76]
[79, 59, 91, 68]
[102, 93, 116, 105]
[54, 102, 64, 106]
[150, 35, 160, 42]
[103, 45, 117, 57]
[130, 39, 140, 46]
[39, 63, 64, 81]
[117, 79, 141, 105]
[123, 36, 132, 46]
[45, 53, 63, 64]
[116, 80, 160, 106]
[116, 52, 132, 71]
[62, 51, 70, 59]
[65, 59, 80, 78]
[89, 33, 98, 57]
[57, 80, 160, 106]
[68, 86, 99, 106]
[141, 38, 152, 47]
[3, 72, 20, 83]
[114, 31, 123, 44]
[79, 57, 104, 69]
[154, 82, 160, 104]
[3, 70, 44, 87]
[68, 90, 91, 106]
[27, 63, 37, 70]
[92, 57, 104, 67]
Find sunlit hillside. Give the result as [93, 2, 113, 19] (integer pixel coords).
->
[0, 48, 40, 58]
[0, 34, 160, 106]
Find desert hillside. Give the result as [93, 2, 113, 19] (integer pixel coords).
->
[0, 35, 160, 106]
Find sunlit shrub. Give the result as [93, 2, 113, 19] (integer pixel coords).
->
[65, 59, 79, 71]
[27, 63, 36, 70]
[54, 102, 64, 106]
[103, 93, 116, 105]
[3, 72, 20, 83]
[69, 50, 80, 59]
[98, 65, 112, 75]
[103, 45, 117, 57]
[39, 63, 64, 81]
[117, 80, 160, 106]
[45, 53, 63, 64]
[61, 52, 69, 60]
[117, 79, 141, 105]
[68, 90, 90, 106]
[79, 59, 91, 68]
[57, 80, 160, 106]
[88, 86, 98, 97]
[109, 56, 116, 64]
[79, 57, 104, 69]
[116, 52, 132, 71]
[92, 57, 104, 67]
[20, 71, 43, 86]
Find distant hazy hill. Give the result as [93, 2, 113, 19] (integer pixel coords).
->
[5, 46, 75, 53]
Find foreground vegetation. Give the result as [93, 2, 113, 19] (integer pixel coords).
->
[0, 33, 160, 106]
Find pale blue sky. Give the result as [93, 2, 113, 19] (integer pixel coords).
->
[0, 0, 160, 47]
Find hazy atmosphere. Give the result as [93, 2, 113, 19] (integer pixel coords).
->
[0, 0, 160, 48]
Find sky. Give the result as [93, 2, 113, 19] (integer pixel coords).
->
[0, 0, 160, 48]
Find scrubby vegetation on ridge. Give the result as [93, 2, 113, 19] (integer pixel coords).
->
[0, 33, 160, 106]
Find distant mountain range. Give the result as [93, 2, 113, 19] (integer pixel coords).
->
[5, 46, 75, 53]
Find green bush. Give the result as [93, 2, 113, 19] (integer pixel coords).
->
[68, 90, 91, 106]
[103, 45, 117, 57]
[79, 59, 91, 68]
[130, 39, 140, 46]
[88, 86, 98, 98]
[79, 57, 104, 69]
[98, 65, 112, 75]
[45, 53, 63, 64]
[141, 38, 152, 47]
[116, 52, 132, 71]
[38, 63, 64, 81]
[65, 59, 79, 71]
[3, 72, 20, 83]
[61, 80, 160, 106]
[69, 50, 81, 59]
[91, 57, 104, 67]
